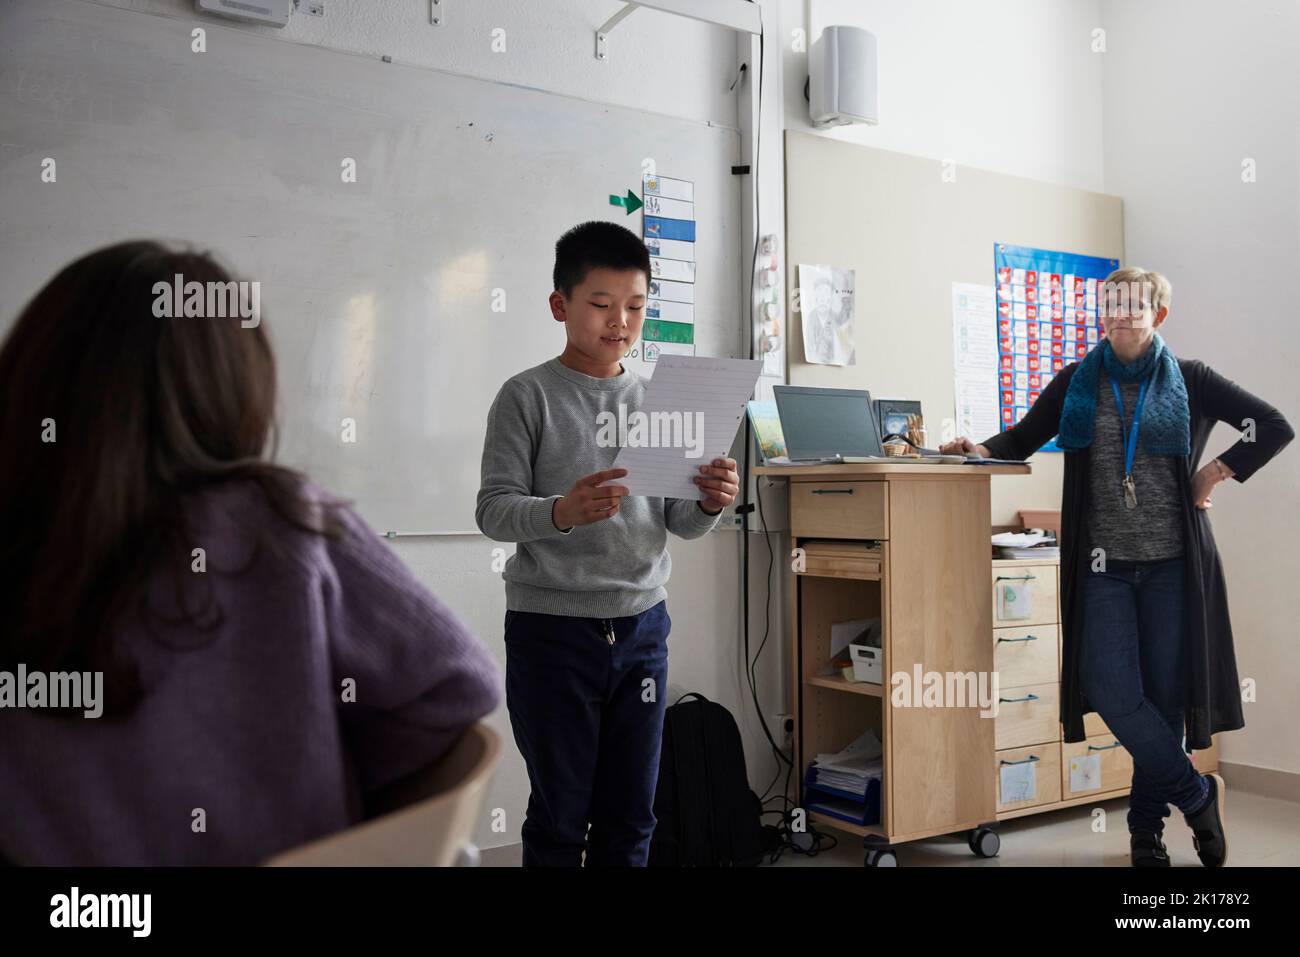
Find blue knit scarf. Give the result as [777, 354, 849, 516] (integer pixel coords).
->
[1057, 333, 1190, 455]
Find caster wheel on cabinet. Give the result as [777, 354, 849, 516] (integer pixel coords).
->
[864, 848, 898, 867]
[968, 827, 1000, 858]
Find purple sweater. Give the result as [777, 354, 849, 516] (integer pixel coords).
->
[0, 479, 501, 865]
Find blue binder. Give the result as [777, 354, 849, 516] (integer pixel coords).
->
[803, 765, 881, 826]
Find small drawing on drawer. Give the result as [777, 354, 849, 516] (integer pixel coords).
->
[1068, 753, 1101, 793]
[997, 577, 1033, 621]
[1001, 761, 1037, 803]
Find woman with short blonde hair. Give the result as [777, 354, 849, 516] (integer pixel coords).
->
[944, 266, 1293, 867]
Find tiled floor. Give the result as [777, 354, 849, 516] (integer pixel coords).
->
[479, 785, 1300, 867]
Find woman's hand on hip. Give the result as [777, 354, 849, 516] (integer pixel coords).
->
[1192, 458, 1234, 509]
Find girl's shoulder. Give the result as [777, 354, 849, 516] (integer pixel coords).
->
[179, 473, 363, 581]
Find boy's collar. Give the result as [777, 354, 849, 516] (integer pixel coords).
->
[545, 356, 636, 390]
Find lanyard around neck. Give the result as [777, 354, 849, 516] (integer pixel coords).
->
[1110, 371, 1154, 477]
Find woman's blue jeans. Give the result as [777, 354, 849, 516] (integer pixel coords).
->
[1079, 555, 1209, 835]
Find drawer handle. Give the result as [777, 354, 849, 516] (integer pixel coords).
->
[1088, 742, 1122, 751]
[999, 693, 1039, 703]
[811, 488, 854, 495]
[998, 755, 1041, 766]
[996, 634, 1039, 643]
[994, 574, 1037, 582]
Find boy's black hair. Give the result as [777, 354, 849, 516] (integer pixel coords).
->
[553, 220, 651, 298]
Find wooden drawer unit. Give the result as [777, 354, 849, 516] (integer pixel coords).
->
[1062, 733, 1133, 798]
[993, 623, 1058, 688]
[991, 563, 1057, 627]
[1193, 738, 1220, 773]
[995, 682, 1059, 750]
[790, 480, 888, 541]
[995, 743, 1062, 813]
[1083, 711, 1113, 737]
[795, 541, 883, 580]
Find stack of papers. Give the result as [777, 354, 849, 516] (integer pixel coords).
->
[809, 730, 883, 796]
[991, 530, 1060, 559]
[991, 531, 1051, 547]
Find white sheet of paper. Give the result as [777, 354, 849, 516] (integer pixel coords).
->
[799, 264, 856, 366]
[612, 355, 763, 500]
[951, 282, 1000, 442]
[830, 618, 872, 659]
[1000, 761, 1037, 803]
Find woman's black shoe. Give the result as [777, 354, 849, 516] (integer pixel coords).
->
[1184, 772, 1228, 867]
[1130, 831, 1170, 867]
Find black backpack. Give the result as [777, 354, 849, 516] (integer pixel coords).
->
[649, 693, 774, 866]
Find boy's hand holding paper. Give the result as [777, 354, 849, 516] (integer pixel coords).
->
[553, 467, 631, 530]
[694, 457, 740, 514]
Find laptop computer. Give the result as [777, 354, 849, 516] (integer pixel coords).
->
[772, 385, 890, 463]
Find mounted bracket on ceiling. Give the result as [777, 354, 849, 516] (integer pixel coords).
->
[595, 0, 761, 61]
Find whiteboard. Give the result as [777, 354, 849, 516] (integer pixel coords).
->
[0, 0, 743, 533]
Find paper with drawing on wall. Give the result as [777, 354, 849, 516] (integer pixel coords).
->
[799, 264, 856, 365]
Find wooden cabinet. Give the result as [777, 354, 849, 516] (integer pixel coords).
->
[760, 462, 1221, 856]
[994, 558, 1220, 822]
[759, 462, 1030, 857]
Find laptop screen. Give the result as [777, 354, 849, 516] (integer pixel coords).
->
[773, 386, 883, 460]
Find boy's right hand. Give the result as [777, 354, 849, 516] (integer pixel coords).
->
[553, 468, 631, 530]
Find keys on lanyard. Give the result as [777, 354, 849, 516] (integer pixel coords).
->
[1111, 372, 1154, 510]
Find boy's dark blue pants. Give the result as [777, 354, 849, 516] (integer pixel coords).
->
[504, 600, 671, 867]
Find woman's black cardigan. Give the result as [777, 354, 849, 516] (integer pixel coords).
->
[981, 358, 1293, 749]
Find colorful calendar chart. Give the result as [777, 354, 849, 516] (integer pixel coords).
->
[642, 174, 697, 362]
[994, 243, 1118, 452]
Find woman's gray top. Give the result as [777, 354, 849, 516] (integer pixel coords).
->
[1086, 367, 1185, 562]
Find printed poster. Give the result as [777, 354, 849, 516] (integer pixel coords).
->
[993, 244, 1119, 452]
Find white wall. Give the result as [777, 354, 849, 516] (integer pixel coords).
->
[1099, 0, 1300, 776]
[96, 0, 740, 125]
[778, 0, 1109, 527]
[782, 0, 1107, 191]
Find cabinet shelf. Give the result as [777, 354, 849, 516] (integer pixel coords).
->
[805, 674, 883, 698]
[808, 812, 887, 839]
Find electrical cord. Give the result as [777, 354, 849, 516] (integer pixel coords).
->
[737, 6, 793, 810]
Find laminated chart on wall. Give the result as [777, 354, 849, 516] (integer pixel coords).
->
[951, 282, 1000, 444]
[642, 174, 697, 362]
[994, 244, 1118, 452]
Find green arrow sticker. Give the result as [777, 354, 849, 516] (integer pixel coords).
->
[609, 188, 643, 215]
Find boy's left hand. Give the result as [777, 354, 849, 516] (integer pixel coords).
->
[695, 457, 739, 515]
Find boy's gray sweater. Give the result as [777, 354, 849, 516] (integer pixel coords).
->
[476, 357, 722, 618]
